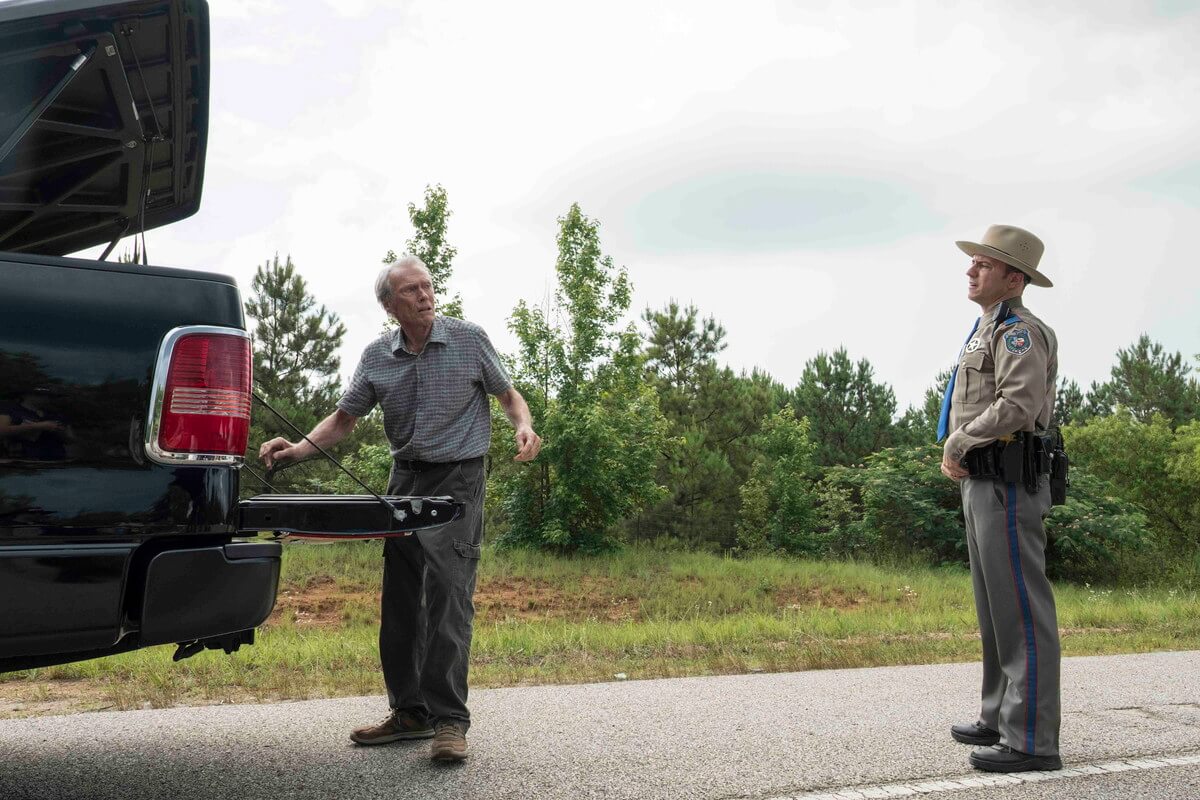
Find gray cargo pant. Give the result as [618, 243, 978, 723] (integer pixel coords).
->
[960, 475, 1061, 756]
[380, 456, 485, 731]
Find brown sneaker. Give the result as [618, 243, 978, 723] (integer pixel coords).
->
[430, 721, 468, 761]
[350, 710, 434, 745]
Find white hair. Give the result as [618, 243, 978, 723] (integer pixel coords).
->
[374, 255, 428, 308]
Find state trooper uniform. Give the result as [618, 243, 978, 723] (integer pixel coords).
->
[939, 225, 1062, 773]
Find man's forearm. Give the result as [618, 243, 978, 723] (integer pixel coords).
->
[497, 388, 532, 430]
[291, 409, 358, 459]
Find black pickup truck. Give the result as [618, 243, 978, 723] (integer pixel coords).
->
[0, 0, 457, 673]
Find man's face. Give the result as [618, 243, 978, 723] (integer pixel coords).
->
[966, 255, 1021, 308]
[385, 265, 436, 328]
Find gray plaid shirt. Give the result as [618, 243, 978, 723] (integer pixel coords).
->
[338, 316, 512, 462]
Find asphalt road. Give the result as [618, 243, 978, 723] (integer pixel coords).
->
[1, 651, 1197, 800]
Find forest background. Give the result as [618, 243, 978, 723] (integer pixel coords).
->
[245, 184, 1200, 588]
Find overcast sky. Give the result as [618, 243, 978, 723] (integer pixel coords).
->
[83, 0, 1200, 410]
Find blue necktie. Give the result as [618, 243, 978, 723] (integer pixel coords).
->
[937, 318, 980, 442]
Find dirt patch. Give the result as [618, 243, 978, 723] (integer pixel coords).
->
[268, 575, 640, 627]
[0, 679, 118, 720]
[475, 576, 638, 622]
[303, 574, 336, 589]
[774, 585, 873, 611]
[267, 584, 377, 629]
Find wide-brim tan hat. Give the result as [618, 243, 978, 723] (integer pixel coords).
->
[956, 224, 1052, 288]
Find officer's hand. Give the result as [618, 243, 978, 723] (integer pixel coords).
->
[514, 425, 542, 462]
[259, 437, 297, 469]
[941, 451, 969, 481]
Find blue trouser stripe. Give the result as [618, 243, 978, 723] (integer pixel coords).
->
[1005, 482, 1039, 753]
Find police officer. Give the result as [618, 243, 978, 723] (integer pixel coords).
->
[938, 225, 1062, 773]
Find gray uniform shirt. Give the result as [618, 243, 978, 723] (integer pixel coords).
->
[338, 316, 512, 462]
[945, 297, 1058, 464]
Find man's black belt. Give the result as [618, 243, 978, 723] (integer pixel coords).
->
[393, 455, 484, 473]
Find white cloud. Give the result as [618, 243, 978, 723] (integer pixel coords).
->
[78, 0, 1200, 413]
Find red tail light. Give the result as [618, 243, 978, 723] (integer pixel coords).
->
[147, 327, 252, 463]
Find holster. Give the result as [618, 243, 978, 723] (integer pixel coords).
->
[963, 431, 1056, 498]
[1047, 428, 1069, 506]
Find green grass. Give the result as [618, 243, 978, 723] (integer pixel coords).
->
[2, 543, 1197, 717]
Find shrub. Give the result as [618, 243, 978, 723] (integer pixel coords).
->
[817, 444, 963, 563]
[1066, 413, 1200, 552]
[1043, 469, 1154, 583]
[734, 406, 820, 555]
[816, 444, 1157, 583]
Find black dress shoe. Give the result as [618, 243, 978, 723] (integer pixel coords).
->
[969, 744, 1063, 773]
[950, 721, 1000, 746]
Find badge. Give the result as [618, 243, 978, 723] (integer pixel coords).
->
[964, 338, 981, 353]
[1005, 328, 1032, 355]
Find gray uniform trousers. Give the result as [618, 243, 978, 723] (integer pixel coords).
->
[380, 457, 485, 731]
[961, 474, 1061, 756]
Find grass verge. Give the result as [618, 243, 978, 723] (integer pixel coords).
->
[3, 543, 1197, 718]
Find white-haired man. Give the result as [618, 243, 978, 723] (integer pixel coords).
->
[260, 256, 541, 761]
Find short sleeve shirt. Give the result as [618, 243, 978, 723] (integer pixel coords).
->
[337, 316, 512, 462]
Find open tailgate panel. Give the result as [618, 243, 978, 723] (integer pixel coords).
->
[239, 495, 463, 539]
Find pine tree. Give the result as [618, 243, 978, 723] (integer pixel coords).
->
[637, 301, 783, 547]
[1053, 377, 1091, 428]
[895, 369, 952, 445]
[792, 348, 898, 466]
[1088, 335, 1200, 426]
[243, 254, 347, 492]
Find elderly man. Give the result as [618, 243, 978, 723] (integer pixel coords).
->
[260, 255, 541, 762]
[937, 225, 1062, 773]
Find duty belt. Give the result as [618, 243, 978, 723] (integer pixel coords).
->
[962, 431, 1053, 495]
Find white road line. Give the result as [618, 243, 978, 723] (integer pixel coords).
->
[749, 752, 1200, 800]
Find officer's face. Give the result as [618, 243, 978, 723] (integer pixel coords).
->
[385, 265, 436, 329]
[966, 255, 1021, 307]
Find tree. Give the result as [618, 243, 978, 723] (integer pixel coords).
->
[642, 301, 726, 398]
[383, 183, 464, 319]
[1087, 335, 1200, 426]
[497, 204, 668, 552]
[791, 348, 898, 466]
[243, 254, 348, 492]
[734, 405, 819, 555]
[895, 369, 951, 446]
[246, 254, 346, 413]
[636, 301, 784, 548]
[1052, 377, 1091, 428]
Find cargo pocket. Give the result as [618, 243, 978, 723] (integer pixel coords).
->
[453, 540, 481, 560]
[452, 539, 481, 593]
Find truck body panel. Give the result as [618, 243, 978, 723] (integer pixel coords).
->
[0, 0, 464, 674]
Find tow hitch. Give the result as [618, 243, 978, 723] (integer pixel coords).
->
[173, 629, 255, 662]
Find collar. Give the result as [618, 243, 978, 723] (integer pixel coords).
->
[390, 315, 449, 355]
[983, 296, 1025, 326]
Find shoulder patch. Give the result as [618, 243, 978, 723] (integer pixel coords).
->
[1005, 328, 1032, 355]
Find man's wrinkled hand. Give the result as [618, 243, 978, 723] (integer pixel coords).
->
[258, 437, 296, 469]
[941, 450, 969, 481]
[514, 425, 542, 462]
